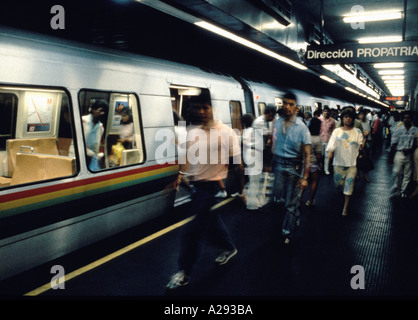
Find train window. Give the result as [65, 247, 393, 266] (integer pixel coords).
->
[78, 90, 144, 171]
[229, 101, 242, 133]
[0, 86, 77, 188]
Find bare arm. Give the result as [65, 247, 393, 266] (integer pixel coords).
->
[297, 144, 310, 190]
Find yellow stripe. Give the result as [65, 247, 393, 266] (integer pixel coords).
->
[24, 215, 195, 296]
[23, 197, 234, 296]
[3, 166, 176, 211]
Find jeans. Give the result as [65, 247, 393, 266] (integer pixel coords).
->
[178, 181, 235, 274]
[322, 142, 330, 172]
[392, 151, 413, 195]
[272, 156, 303, 238]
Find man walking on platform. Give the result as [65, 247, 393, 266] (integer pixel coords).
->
[390, 111, 418, 198]
[319, 105, 335, 175]
[271, 92, 311, 245]
[166, 95, 243, 290]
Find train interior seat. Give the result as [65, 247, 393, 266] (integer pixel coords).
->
[0, 137, 75, 187]
[6, 137, 60, 178]
[121, 149, 142, 166]
[10, 152, 75, 186]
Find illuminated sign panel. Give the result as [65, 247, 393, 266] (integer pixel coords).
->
[306, 41, 418, 64]
[385, 96, 408, 101]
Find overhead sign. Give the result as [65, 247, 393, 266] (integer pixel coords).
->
[384, 96, 409, 102]
[305, 41, 418, 64]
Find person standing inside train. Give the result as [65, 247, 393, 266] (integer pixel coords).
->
[390, 111, 418, 199]
[166, 95, 243, 290]
[82, 99, 107, 170]
[319, 105, 336, 175]
[271, 92, 311, 245]
[326, 107, 365, 216]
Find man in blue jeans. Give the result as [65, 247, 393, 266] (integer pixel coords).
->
[166, 95, 243, 290]
[272, 92, 311, 245]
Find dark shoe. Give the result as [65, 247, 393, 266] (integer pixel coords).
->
[166, 271, 189, 289]
[215, 248, 238, 265]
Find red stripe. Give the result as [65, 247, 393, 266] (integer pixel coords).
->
[0, 163, 178, 203]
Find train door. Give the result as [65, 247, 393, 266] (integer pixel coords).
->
[0, 93, 17, 150]
[258, 102, 266, 117]
[230, 101, 243, 133]
[169, 85, 211, 125]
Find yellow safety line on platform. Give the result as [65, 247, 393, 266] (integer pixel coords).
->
[24, 197, 234, 296]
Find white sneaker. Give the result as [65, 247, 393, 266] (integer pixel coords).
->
[325, 169, 330, 175]
[215, 190, 227, 198]
[231, 192, 241, 197]
[166, 271, 189, 289]
[215, 248, 238, 265]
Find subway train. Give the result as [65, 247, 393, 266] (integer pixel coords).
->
[0, 27, 376, 280]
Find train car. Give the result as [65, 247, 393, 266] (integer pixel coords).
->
[0, 27, 248, 280]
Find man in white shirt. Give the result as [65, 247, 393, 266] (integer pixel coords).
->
[390, 111, 418, 198]
[82, 99, 107, 170]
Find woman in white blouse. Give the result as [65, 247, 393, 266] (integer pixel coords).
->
[326, 107, 365, 216]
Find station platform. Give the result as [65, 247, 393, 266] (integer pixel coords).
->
[0, 146, 417, 300]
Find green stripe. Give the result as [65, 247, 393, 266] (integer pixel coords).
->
[1, 171, 175, 218]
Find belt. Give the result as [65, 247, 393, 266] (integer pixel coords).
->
[274, 156, 302, 164]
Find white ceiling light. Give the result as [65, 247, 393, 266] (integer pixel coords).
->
[390, 91, 405, 95]
[343, 10, 402, 23]
[388, 85, 404, 89]
[384, 80, 405, 83]
[378, 70, 404, 75]
[385, 82, 405, 86]
[345, 87, 359, 94]
[381, 75, 404, 80]
[323, 64, 380, 98]
[320, 75, 336, 83]
[374, 63, 404, 69]
[358, 35, 402, 43]
[194, 21, 307, 70]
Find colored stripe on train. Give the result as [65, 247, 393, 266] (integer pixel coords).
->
[0, 163, 179, 217]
